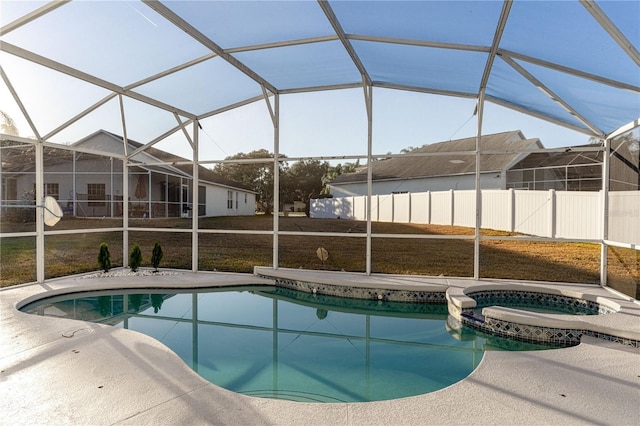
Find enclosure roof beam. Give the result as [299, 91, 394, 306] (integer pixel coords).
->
[128, 120, 192, 159]
[607, 118, 640, 140]
[142, 0, 278, 95]
[485, 96, 599, 136]
[318, 0, 371, 86]
[499, 55, 604, 137]
[225, 35, 339, 54]
[0, 0, 69, 36]
[580, 0, 640, 68]
[43, 93, 118, 141]
[498, 49, 640, 93]
[124, 52, 219, 92]
[196, 95, 266, 121]
[478, 0, 512, 94]
[0, 65, 41, 141]
[0, 42, 198, 120]
[348, 34, 490, 53]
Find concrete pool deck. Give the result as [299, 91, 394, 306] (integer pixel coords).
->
[1, 269, 639, 425]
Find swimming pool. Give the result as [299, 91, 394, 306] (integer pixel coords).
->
[21, 286, 553, 403]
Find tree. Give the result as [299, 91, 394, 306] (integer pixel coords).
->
[400, 146, 419, 153]
[588, 136, 604, 145]
[151, 294, 164, 313]
[97, 243, 111, 272]
[280, 159, 329, 207]
[129, 243, 142, 272]
[151, 242, 163, 272]
[321, 160, 361, 195]
[214, 149, 288, 214]
[0, 110, 19, 136]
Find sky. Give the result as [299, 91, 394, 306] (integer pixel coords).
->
[0, 0, 630, 164]
[0, 69, 594, 163]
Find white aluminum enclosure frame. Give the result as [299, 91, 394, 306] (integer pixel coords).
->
[0, 0, 638, 285]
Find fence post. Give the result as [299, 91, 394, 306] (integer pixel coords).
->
[391, 192, 395, 223]
[350, 196, 354, 220]
[450, 189, 455, 226]
[509, 188, 515, 232]
[549, 189, 556, 238]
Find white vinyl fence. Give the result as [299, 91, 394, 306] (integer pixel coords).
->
[311, 189, 639, 243]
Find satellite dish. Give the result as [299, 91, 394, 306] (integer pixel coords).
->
[43, 196, 63, 227]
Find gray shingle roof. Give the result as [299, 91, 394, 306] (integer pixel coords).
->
[79, 130, 255, 193]
[330, 131, 542, 185]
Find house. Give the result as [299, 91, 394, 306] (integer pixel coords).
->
[327, 131, 604, 197]
[327, 131, 542, 197]
[2, 130, 256, 219]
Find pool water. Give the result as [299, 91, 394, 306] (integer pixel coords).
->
[21, 286, 553, 403]
[472, 297, 601, 317]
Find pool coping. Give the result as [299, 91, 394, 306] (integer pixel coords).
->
[256, 267, 640, 347]
[1, 268, 639, 425]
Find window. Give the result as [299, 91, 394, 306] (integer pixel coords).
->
[44, 183, 59, 200]
[198, 185, 206, 216]
[33, 183, 59, 200]
[235, 192, 238, 209]
[244, 193, 247, 204]
[88, 183, 106, 206]
[227, 190, 233, 209]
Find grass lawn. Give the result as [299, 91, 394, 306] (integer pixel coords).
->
[1, 215, 638, 298]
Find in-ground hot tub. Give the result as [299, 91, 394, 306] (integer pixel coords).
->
[446, 285, 624, 347]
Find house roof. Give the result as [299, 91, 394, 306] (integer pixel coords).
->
[330, 130, 542, 185]
[75, 130, 255, 193]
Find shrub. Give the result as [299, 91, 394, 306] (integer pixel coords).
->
[129, 243, 142, 272]
[97, 243, 111, 272]
[151, 242, 163, 272]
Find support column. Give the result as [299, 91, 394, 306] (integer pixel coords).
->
[266, 92, 279, 270]
[110, 158, 114, 218]
[147, 172, 152, 219]
[123, 164, 129, 268]
[72, 152, 77, 216]
[35, 142, 44, 283]
[364, 84, 373, 275]
[192, 121, 199, 272]
[192, 292, 199, 371]
[120, 95, 129, 268]
[474, 96, 485, 280]
[600, 139, 610, 286]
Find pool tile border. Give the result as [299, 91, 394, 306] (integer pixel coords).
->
[459, 314, 639, 348]
[258, 272, 640, 349]
[467, 289, 617, 315]
[267, 276, 447, 304]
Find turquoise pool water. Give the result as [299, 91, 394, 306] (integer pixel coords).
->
[21, 286, 552, 402]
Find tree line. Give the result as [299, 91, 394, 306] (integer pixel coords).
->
[213, 150, 360, 214]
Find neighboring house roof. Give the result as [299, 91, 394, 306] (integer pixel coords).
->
[74, 130, 255, 193]
[508, 144, 603, 170]
[330, 131, 542, 185]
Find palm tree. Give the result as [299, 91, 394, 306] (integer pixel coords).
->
[0, 110, 19, 136]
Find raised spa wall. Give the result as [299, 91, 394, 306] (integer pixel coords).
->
[256, 271, 639, 349]
[446, 286, 630, 347]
